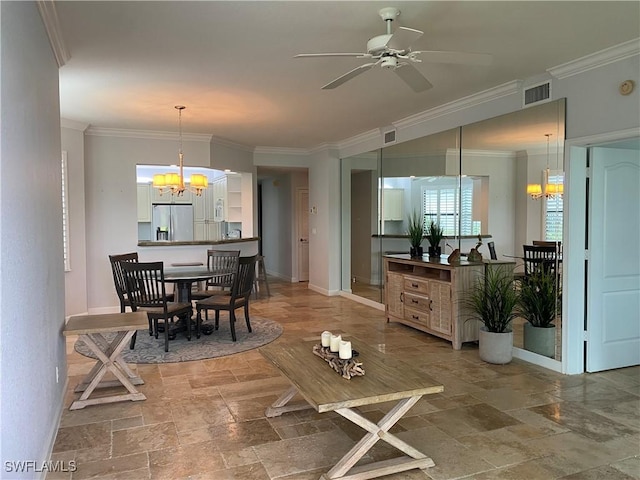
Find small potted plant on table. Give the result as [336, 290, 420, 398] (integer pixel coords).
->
[465, 265, 518, 364]
[407, 210, 424, 258]
[426, 220, 444, 257]
[516, 268, 559, 358]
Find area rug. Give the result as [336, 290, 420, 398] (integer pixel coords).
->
[74, 316, 283, 364]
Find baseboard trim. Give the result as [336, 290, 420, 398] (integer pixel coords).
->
[339, 291, 385, 311]
[307, 283, 340, 296]
[40, 376, 69, 479]
[512, 347, 562, 372]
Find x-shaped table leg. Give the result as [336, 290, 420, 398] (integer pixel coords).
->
[321, 396, 434, 480]
[70, 331, 146, 410]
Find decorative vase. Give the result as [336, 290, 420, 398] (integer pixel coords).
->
[409, 246, 423, 257]
[523, 323, 556, 358]
[478, 327, 513, 364]
[428, 246, 441, 257]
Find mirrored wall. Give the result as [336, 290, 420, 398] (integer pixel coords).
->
[340, 98, 566, 360]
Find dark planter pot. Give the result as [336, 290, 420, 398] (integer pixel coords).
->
[409, 246, 423, 258]
[523, 323, 556, 358]
[428, 246, 441, 257]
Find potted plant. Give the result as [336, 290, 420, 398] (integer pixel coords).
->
[465, 265, 518, 364]
[426, 220, 444, 257]
[406, 210, 424, 257]
[516, 268, 559, 358]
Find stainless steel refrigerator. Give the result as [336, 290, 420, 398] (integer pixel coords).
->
[151, 203, 194, 241]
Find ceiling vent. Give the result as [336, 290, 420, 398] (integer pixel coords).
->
[523, 81, 551, 107]
[382, 128, 397, 146]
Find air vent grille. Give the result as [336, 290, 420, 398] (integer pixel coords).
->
[523, 81, 551, 107]
[383, 129, 396, 145]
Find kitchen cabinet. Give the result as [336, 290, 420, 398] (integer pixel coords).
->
[193, 183, 224, 241]
[211, 174, 242, 223]
[384, 254, 484, 349]
[382, 188, 404, 221]
[137, 184, 151, 222]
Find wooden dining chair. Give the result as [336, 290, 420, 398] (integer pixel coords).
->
[487, 241, 498, 260]
[194, 254, 258, 341]
[191, 250, 240, 300]
[121, 261, 193, 352]
[523, 245, 558, 279]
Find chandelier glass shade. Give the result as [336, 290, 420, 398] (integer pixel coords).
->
[527, 133, 563, 200]
[152, 106, 207, 197]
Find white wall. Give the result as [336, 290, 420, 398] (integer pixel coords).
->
[0, 2, 67, 475]
[260, 173, 293, 280]
[83, 133, 211, 310]
[62, 123, 88, 316]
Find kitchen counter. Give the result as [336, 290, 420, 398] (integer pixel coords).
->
[138, 237, 259, 247]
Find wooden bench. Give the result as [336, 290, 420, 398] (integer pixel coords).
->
[63, 312, 148, 410]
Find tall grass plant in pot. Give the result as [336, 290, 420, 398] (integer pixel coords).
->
[426, 221, 444, 257]
[407, 210, 424, 257]
[465, 265, 518, 364]
[516, 268, 559, 358]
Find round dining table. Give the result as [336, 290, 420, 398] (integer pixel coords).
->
[164, 266, 215, 304]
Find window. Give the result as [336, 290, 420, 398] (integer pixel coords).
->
[422, 177, 475, 236]
[62, 151, 71, 271]
[544, 172, 563, 241]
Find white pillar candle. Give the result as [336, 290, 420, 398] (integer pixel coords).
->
[339, 340, 352, 359]
[329, 334, 341, 352]
[321, 331, 332, 347]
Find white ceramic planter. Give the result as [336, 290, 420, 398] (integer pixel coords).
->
[478, 327, 513, 364]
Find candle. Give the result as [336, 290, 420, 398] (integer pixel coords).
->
[321, 331, 332, 347]
[339, 340, 352, 359]
[329, 334, 341, 352]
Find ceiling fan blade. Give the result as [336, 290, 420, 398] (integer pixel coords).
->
[322, 63, 376, 90]
[413, 50, 493, 66]
[386, 27, 424, 51]
[295, 53, 370, 58]
[394, 64, 433, 93]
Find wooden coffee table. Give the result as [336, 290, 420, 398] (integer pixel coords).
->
[64, 312, 148, 410]
[260, 341, 444, 480]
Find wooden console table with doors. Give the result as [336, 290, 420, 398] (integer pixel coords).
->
[384, 254, 487, 349]
[63, 311, 148, 410]
[260, 340, 443, 480]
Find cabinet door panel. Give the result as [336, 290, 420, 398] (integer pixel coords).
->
[386, 272, 404, 318]
[429, 280, 452, 335]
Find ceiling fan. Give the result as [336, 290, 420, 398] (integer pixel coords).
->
[295, 7, 492, 93]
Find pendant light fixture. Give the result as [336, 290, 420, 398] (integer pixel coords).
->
[152, 105, 208, 197]
[527, 133, 562, 200]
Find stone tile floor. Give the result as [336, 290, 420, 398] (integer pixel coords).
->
[49, 279, 639, 479]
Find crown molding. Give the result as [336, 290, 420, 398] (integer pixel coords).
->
[254, 146, 311, 156]
[549, 38, 640, 80]
[393, 80, 522, 130]
[85, 126, 212, 142]
[60, 118, 89, 131]
[37, 1, 70, 67]
[210, 135, 254, 153]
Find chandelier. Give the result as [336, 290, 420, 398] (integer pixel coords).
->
[527, 133, 563, 200]
[152, 106, 208, 197]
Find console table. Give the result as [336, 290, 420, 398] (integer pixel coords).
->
[260, 341, 443, 480]
[63, 312, 148, 410]
[384, 254, 487, 349]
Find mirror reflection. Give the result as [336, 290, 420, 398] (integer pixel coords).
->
[341, 98, 565, 361]
[461, 99, 565, 360]
[136, 165, 249, 243]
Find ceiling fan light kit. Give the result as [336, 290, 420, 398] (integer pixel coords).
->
[295, 7, 492, 93]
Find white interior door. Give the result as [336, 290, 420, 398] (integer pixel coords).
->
[297, 188, 309, 282]
[587, 145, 640, 372]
